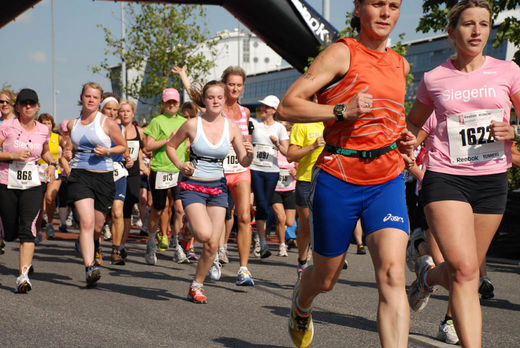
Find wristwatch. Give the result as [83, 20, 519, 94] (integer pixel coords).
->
[333, 103, 346, 121]
[514, 125, 520, 141]
[48, 162, 58, 168]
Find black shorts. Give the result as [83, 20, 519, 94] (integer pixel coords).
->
[67, 169, 115, 214]
[123, 174, 141, 218]
[271, 190, 296, 210]
[149, 171, 180, 211]
[58, 175, 70, 207]
[295, 180, 312, 208]
[0, 184, 43, 243]
[140, 174, 149, 190]
[225, 189, 235, 220]
[420, 170, 508, 214]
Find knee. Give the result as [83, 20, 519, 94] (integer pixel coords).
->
[378, 262, 406, 289]
[449, 260, 479, 284]
[112, 208, 123, 221]
[236, 210, 251, 225]
[204, 239, 218, 253]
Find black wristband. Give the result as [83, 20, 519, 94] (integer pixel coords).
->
[48, 162, 58, 168]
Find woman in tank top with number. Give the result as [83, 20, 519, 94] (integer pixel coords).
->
[166, 80, 253, 303]
[406, 1, 520, 346]
[249, 95, 289, 259]
[0, 88, 57, 293]
[67, 82, 126, 287]
[120, 100, 146, 261]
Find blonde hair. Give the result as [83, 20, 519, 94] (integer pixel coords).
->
[78, 82, 103, 106]
[119, 100, 136, 113]
[188, 80, 226, 109]
[0, 89, 16, 106]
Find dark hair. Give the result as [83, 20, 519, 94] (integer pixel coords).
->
[350, 0, 363, 32]
[181, 101, 199, 117]
[447, 0, 492, 30]
[221, 66, 246, 84]
[188, 80, 226, 109]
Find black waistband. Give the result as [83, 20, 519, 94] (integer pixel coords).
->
[324, 141, 398, 159]
[190, 152, 223, 164]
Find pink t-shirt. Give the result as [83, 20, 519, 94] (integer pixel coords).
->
[416, 57, 520, 176]
[275, 152, 296, 192]
[0, 119, 50, 185]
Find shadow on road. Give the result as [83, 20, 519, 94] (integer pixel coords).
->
[213, 337, 290, 347]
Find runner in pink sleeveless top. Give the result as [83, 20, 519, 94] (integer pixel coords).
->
[406, 2, 520, 346]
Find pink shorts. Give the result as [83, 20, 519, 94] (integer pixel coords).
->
[225, 169, 251, 188]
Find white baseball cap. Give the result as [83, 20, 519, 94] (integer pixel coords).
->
[258, 95, 280, 109]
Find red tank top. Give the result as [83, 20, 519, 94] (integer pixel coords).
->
[316, 38, 406, 185]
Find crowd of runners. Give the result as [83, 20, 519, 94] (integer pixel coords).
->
[1, 1, 519, 347]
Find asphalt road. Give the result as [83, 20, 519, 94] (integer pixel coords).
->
[1, 231, 518, 347]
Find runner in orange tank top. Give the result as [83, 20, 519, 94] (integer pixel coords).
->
[278, 1, 415, 347]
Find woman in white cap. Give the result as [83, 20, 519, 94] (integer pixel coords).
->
[143, 87, 189, 265]
[250, 95, 289, 258]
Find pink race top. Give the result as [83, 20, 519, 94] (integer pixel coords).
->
[275, 152, 296, 192]
[0, 119, 50, 185]
[223, 104, 249, 140]
[416, 57, 520, 176]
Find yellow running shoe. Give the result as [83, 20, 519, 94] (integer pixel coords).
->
[288, 279, 313, 347]
[157, 234, 169, 251]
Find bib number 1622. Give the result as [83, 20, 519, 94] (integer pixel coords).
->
[459, 126, 494, 147]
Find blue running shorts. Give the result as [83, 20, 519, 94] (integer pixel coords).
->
[311, 169, 409, 257]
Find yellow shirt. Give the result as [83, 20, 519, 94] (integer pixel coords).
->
[38, 132, 61, 174]
[290, 122, 324, 182]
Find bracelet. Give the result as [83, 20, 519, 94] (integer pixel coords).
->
[48, 162, 58, 168]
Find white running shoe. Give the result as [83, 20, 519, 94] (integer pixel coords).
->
[437, 319, 459, 344]
[145, 237, 157, 265]
[173, 244, 190, 264]
[253, 236, 261, 258]
[278, 243, 288, 257]
[236, 267, 254, 286]
[408, 255, 437, 312]
[103, 224, 112, 240]
[406, 228, 425, 272]
[208, 259, 222, 281]
[218, 247, 229, 264]
[16, 265, 32, 293]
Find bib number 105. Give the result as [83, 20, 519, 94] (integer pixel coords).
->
[458, 126, 494, 147]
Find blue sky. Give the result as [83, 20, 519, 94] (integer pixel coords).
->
[1, 0, 427, 123]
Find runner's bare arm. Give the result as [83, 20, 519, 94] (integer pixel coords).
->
[230, 122, 253, 167]
[406, 99, 434, 137]
[286, 136, 325, 163]
[166, 119, 195, 174]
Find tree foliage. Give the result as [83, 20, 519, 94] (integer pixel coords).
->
[417, 0, 520, 64]
[93, 3, 218, 116]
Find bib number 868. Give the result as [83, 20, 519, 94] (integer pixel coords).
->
[17, 170, 32, 180]
[459, 126, 494, 147]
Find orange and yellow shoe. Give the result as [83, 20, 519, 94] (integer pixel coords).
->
[288, 279, 313, 347]
[187, 285, 208, 304]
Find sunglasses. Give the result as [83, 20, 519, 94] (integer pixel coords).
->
[0, 100, 9, 105]
[18, 100, 38, 107]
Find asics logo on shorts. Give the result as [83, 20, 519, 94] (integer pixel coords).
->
[383, 213, 404, 223]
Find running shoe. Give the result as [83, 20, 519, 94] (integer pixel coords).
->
[58, 224, 68, 233]
[1, 236, 6, 255]
[437, 319, 459, 344]
[145, 238, 157, 265]
[173, 244, 190, 264]
[111, 246, 125, 265]
[253, 236, 261, 258]
[479, 276, 495, 300]
[103, 224, 112, 241]
[95, 247, 103, 266]
[46, 223, 55, 239]
[187, 285, 208, 304]
[187, 248, 199, 261]
[86, 265, 101, 288]
[119, 246, 128, 260]
[408, 255, 437, 312]
[357, 243, 367, 255]
[343, 259, 349, 270]
[288, 278, 314, 348]
[35, 231, 43, 246]
[208, 260, 222, 281]
[286, 238, 297, 250]
[406, 228, 425, 272]
[236, 267, 255, 286]
[16, 265, 32, 293]
[260, 244, 272, 259]
[297, 262, 308, 279]
[65, 214, 73, 227]
[218, 247, 229, 264]
[278, 243, 288, 257]
[158, 234, 169, 252]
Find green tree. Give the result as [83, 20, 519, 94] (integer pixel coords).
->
[93, 3, 218, 119]
[417, 1, 520, 64]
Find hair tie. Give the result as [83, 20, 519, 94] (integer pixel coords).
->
[100, 97, 119, 111]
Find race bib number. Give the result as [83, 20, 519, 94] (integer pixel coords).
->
[127, 140, 139, 162]
[447, 109, 505, 164]
[8, 162, 41, 190]
[223, 148, 246, 174]
[155, 171, 179, 190]
[253, 144, 276, 167]
[276, 168, 294, 189]
[113, 162, 129, 181]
